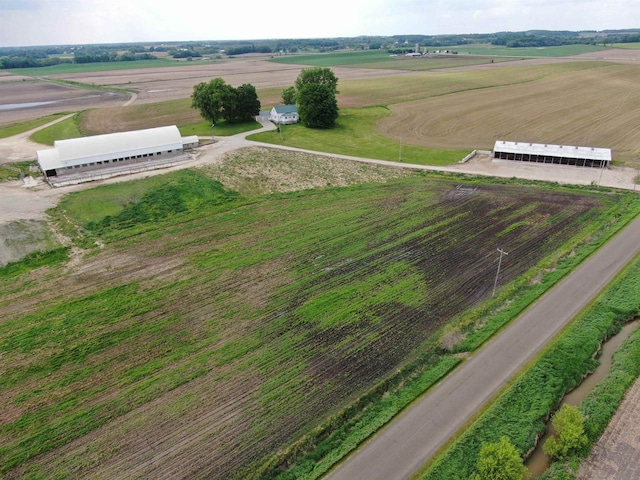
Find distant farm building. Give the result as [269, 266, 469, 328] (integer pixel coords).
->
[37, 125, 198, 186]
[493, 141, 611, 168]
[269, 105, 299, 124]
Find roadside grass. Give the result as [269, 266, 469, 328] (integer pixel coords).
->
[248, 107, 467, 165]
[6, 58, 217, 76]
[30, 113, 83, 145]
[418, 253, 640, 480]
[0, 113, 69, 139]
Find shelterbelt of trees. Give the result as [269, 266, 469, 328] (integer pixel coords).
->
[3, 28, 640, 70]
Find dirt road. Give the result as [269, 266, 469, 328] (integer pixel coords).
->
[325, 213, 640, 480]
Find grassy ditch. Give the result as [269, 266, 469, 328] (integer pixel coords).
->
[538, 304, 640, 479]
[418, 254, 640, 480]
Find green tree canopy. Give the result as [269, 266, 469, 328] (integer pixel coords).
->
[294, 66, 339, 95]
[294, 67, 339, 128]
[191, 77, 230, 125]
[191, 78, 260, 125]
[282, 86, 296, 105]
[543, 404, 588, 460]
[470, 437, 528, 480]
[297, 83, 338, 129]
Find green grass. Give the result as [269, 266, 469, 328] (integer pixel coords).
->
[440, 43, 608, 57]
[0, 161, 36, 181]
[0, 113, 70, 139]
[610, 42, 640, 49]
[6, 58, 219, 76]
[248, 107, 467, 165]
[30, 113, 83, 145]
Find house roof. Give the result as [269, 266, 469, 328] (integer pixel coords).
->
[493, 140, 611, 162]
[272, 104, 298, 114]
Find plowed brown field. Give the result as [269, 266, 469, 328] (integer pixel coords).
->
[376, 63, 640, 161]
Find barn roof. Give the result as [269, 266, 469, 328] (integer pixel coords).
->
[37, 126, 184, 170]
[493, 140, 611, 162]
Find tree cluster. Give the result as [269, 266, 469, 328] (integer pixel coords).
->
[284, 67, 339, 129]
[191, 78, 261, 125]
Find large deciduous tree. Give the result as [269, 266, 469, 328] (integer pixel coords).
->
[191, 77, 229, 125]
[543, 404, 588, 460]
[470, 437, 528, 480]
[282, 86, 296, 105]
[294, 67, 339, 128]
[191, 78, 260, 125]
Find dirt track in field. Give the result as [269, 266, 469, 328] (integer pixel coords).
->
[577, 374, 640, 480]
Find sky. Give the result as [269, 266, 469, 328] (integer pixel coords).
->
[0, 0, 638, 47]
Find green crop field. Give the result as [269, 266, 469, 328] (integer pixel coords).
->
[438, 43, 608, 57]
[1, 148, 634, 479]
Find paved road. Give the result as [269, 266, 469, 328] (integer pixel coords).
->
[326, 213, 640, 480]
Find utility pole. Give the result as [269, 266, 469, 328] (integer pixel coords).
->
[493, 248, 509, 297]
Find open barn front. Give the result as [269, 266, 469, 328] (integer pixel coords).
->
[493, 141, 611, 168]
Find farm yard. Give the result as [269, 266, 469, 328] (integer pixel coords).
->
[1, 43, 640, 480]
[0, 145, 632, 479]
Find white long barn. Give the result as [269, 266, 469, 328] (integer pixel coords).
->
[37, 126, 198, 183]
[493, 140, 611, 168]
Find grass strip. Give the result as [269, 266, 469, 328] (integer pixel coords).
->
[0, 248, 69, 279]
[0, 113, 69, 139]
[418, 254, 640, 480]
[30, 112, 84, 145]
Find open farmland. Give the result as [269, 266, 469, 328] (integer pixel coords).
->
[0, 78, 129, 127]
[0, 147, 623, 479]
[376, 62, 640, 162]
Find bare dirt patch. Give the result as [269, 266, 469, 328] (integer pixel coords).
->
[0, 79, 129, 126]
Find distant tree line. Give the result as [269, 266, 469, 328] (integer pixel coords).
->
[0, 46, 158, 69]
[3, 28, 640, 69]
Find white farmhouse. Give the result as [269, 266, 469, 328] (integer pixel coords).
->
[269, 105, 299, 124]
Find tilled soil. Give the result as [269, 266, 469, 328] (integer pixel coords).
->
[577, 376, 640, 480]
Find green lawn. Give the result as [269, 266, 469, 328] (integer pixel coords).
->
[30, 114, 83, 145]
[248, 107, 467, 166]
